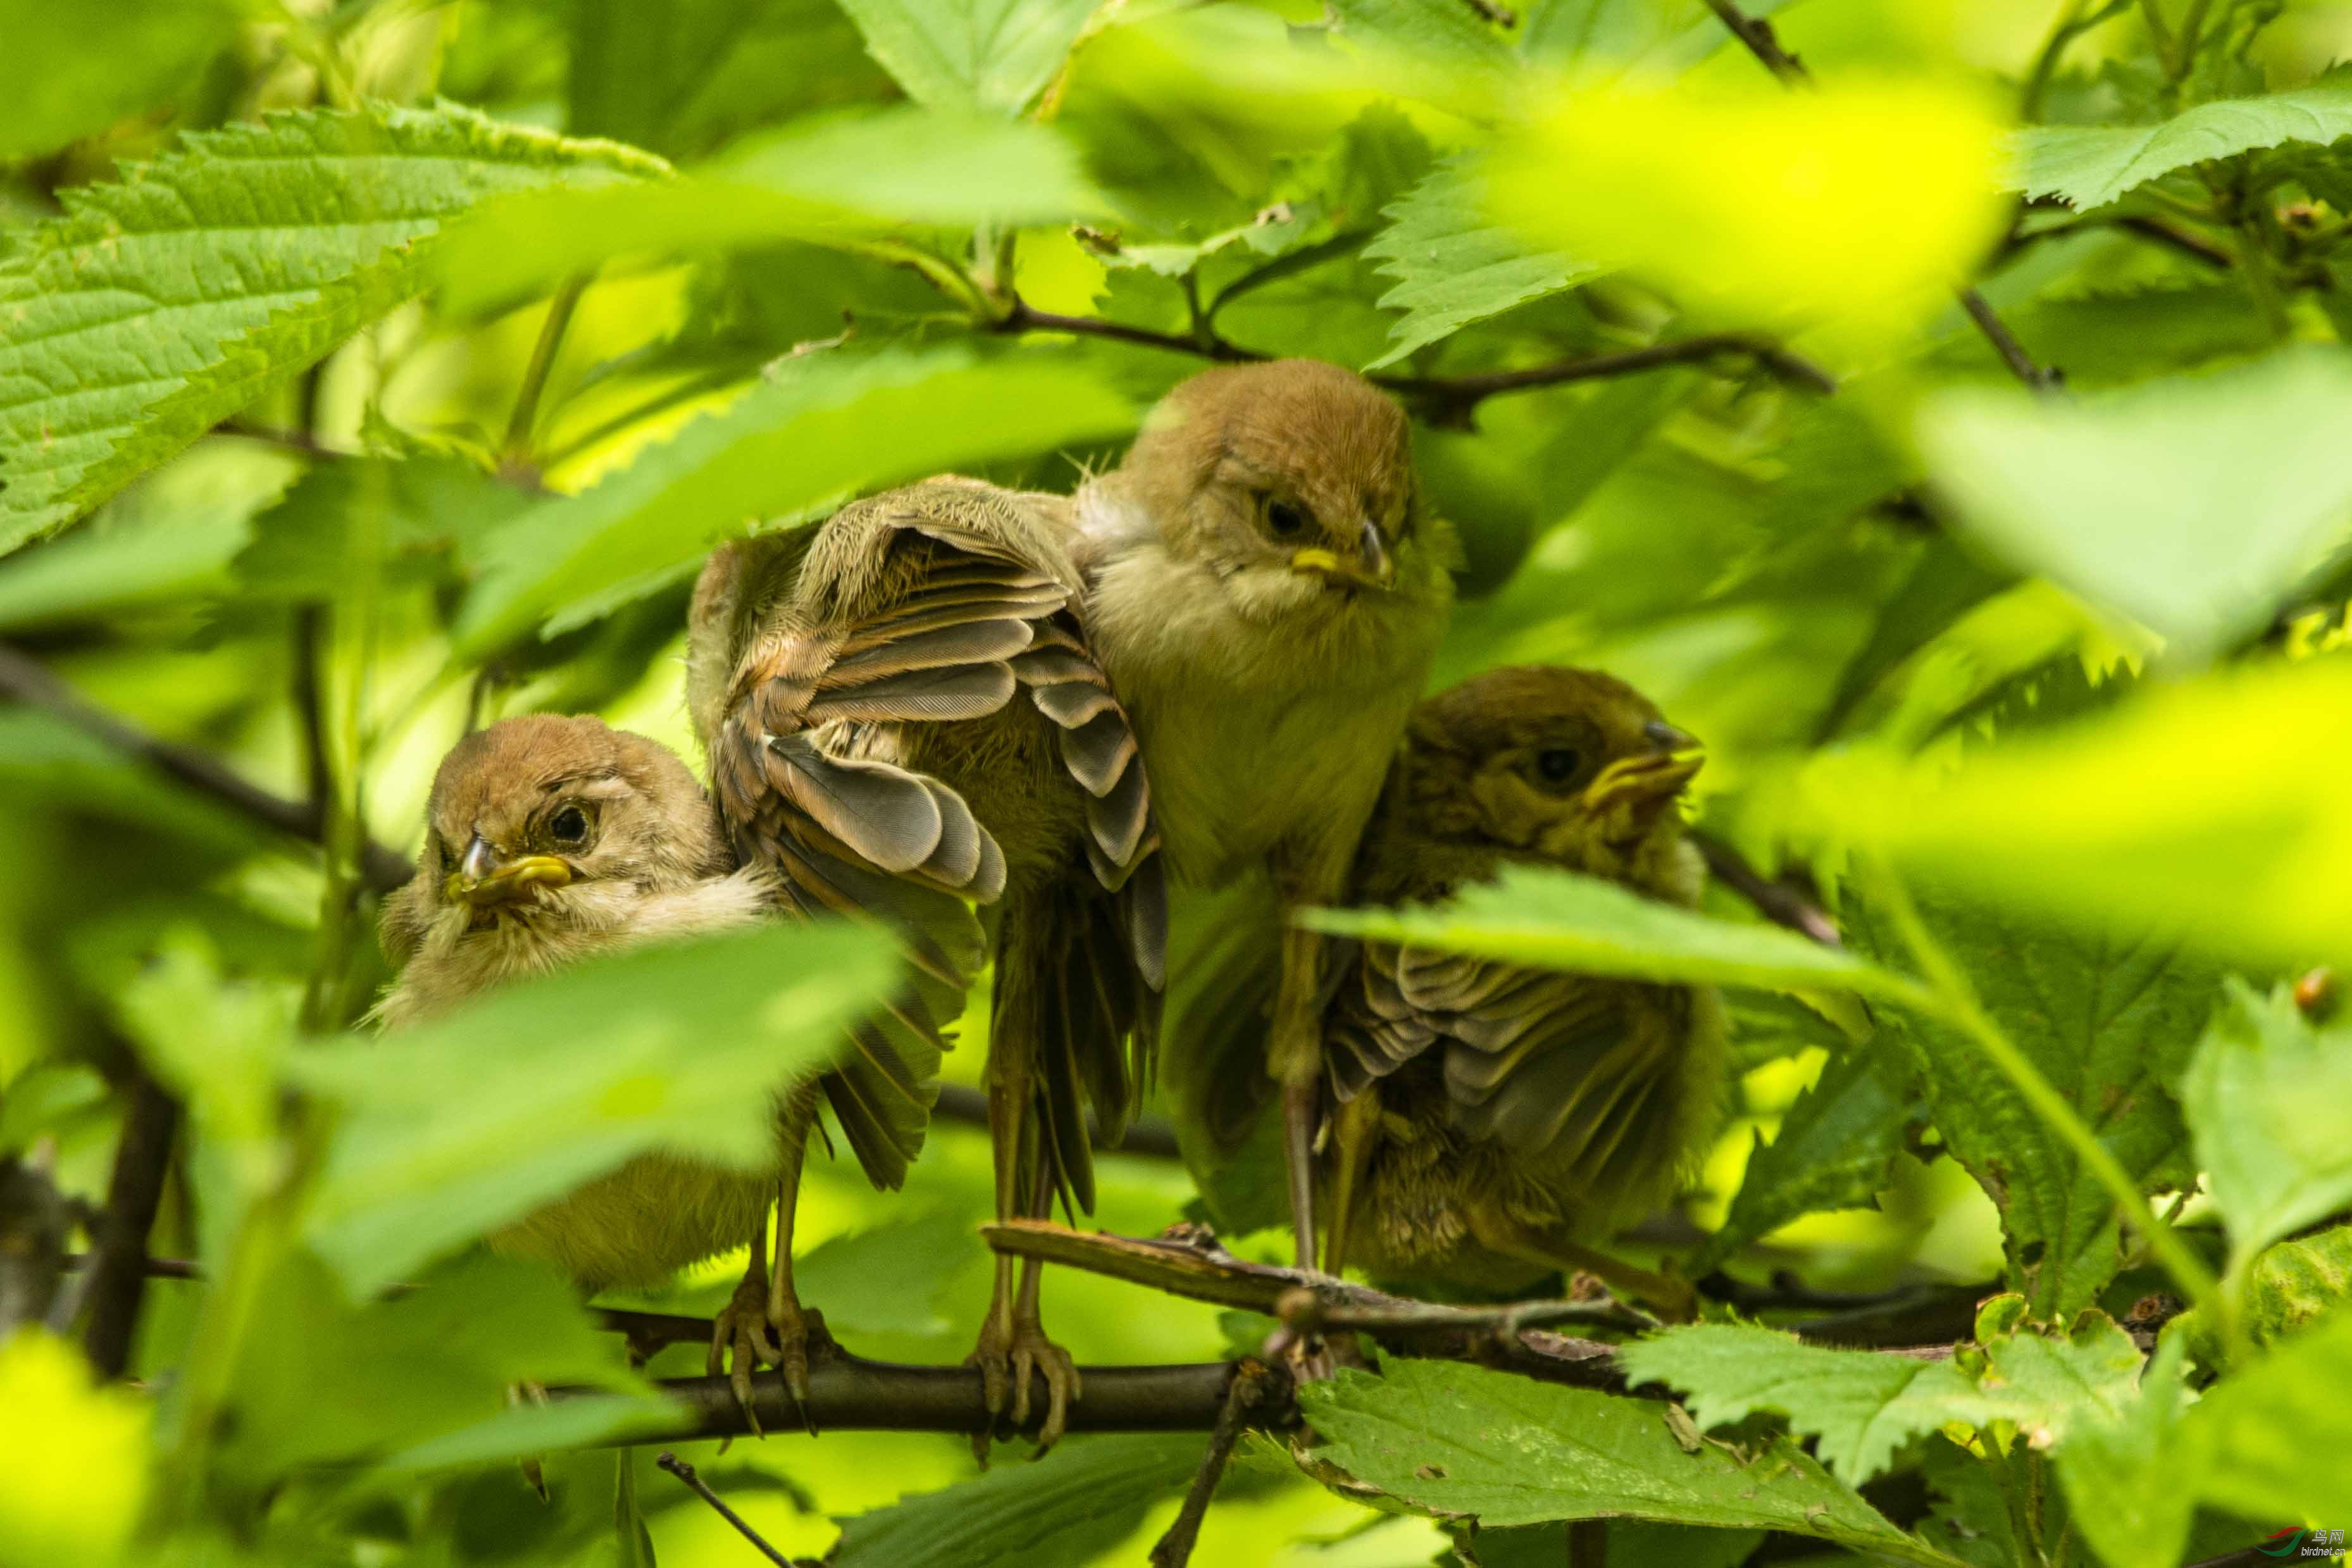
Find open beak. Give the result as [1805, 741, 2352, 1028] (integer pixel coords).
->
[1290, 520, 1396, 592]
[1582, 736, 1705, 816]
[445, 834, 573, 909]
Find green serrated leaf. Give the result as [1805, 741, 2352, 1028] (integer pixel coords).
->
[1302, 865, 1917, 1002]
[835, 0, 1097, 116]
[830, 1433, 1204, 1567]
[454, 347, 1133, 653]
[290, 921, 895, 1297]
[1622, 1305, 2144, 1484]
[2054, 1334, 2194, 1568]
[233, 454, 530, 602]
[1301, 1361, 1954, 1565]
[1694, 1044, 1920, 1275]
[1846, 884, 2224, 1316]
[1360, 157, 1598, 370]
[2012, 80, 2352, 210]
[1914, 350, 2352, 666]
[2181, 980, 2352, 1269]
[2177, 1309, 2352, 1522]
[0, 103, 660, 555]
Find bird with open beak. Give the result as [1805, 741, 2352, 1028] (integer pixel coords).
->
[1171, 666, 1725, 1314]
[374, 713, 952, 1428]
[1072, 359, 1458, 1274]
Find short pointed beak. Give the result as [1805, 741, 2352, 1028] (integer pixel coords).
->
[1582, 743, 1705, 814]
[446, 833, 573, 908]
[1288, 521, 1395, 593]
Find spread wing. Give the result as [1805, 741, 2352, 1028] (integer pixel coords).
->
[696, 483, 1163, 1199]
[1329, 942, 1700, 1199]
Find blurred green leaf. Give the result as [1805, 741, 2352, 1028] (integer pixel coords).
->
[793, 1211, 971, 1338]
[0, 1064, 110, 1157]
[1360, 157, 1598, 370]
[830, 1433, 1204, 1567]
[111, 930, 296, 1200]
[1915, 351, 2352, 664]
[2012, 81, 2352, 210]
[1300, 1361, 1951, 1563]
[0, 711, 266, 857]
[835, 0, 1098, 116]
[1304, 866, 1915, 1000]
[455, 347, 1133, 652]
[0, 105, 660, 554]
[1815, 535, 2015, 741]
[292, 921, 895, 1297]
[1621, 1302, 2143, 1484]
[1518, 0, 1799, 73]
[2181, 980, 2352, 1269]
[0, 1331, 147, 1568]
[1694, 1043, 1920, 1275]
[232, 454, 532, 602]
[1814, 656, 2352, 973]
[0, 0, 238, 159]
[1845, 883, 2224, 1316]
[2177, 1309, 2352, 1522]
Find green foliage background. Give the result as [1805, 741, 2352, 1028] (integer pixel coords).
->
[3, 0, 2352, 1564]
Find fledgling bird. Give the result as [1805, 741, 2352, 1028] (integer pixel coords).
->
[1071, 359, 1459, 1269]
[688, 481, 1161, 1450]
[374, 713, 935, 1423]
[1173, 666, 1726, 1312]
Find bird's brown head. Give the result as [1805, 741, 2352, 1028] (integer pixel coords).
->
[1392, 665, 1702, 888]
[1107, 359, 1443, 621]
[407, 714, 727, 931]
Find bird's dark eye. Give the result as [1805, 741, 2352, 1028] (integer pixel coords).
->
[1536, 748, 1581, 784]
[1265, 499, 1309, 537]
[549, 806, 590, 846]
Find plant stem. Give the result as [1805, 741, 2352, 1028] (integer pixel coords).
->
[504, 275, 589, 463]
[1864, 862, 2225, 1324]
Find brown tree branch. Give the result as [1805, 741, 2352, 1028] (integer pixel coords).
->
[0, 643, 414, 894]
[1691, 830, 1841, 946]
[1149, 1359, 1294, 1568]
[79, 1072, 182, 1379]
[1703, 0, 2062, 391]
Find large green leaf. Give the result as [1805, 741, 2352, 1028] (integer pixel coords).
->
[1846, 885, 2224, 1316]
[0, 0, 239, 159]
[830, 1433, 1204, 1567]
[834, 0, 1098, 116]
[1621, 1302, 2143, 1484]
[2053, 1336, 2195, 1568]
[1302, 866, 1915, 1001]
[290, 921, 896, 1297]
[0, 104, 660, 554]
[1817, 655, 2352, 973]
[1914, 351, 2352, 664]
[454, 347, 1133, 653]
[2181, 980, 2352, 1269]
[2177, 1310, 2352, 1521]
[1360, 158, 1597, 370]
[1300, 1361, 1954, 1565]
[2012, 82, 2352, 210]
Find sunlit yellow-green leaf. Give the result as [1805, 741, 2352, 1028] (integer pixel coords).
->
[0, 1333, 147, 1568]
[1488, 76, 2007, 347]
[1808, 656, 2352, 970]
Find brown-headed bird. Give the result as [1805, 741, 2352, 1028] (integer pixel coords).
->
[1173, 666, 1725, 1312]
[375, 713, 953, 1424]
[688, 480, 1161, 1450]
[1071, 359, 1457, 1268]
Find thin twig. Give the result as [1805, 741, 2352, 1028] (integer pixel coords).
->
[2117, 215, 2234, 269]
[1148, 1359, 1293, 1568]
[0, 643, 414, 893]
[1274, 1285, 1657, 1338]
[1455, 0, 1516, 25]
[654, 1453, 799, 1567]
[1691, 830, 1840, 946]
[217, 421, 349, 459]
[994, 296, 1264, 363]
[1376, 333, 1837, 417]
[1705, 0, 2062, 391]
[79, 1073, 182, 1379]
[62, 1252, 202, 1281]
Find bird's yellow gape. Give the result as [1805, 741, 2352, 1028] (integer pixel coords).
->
[446, 840, 575, 907]
[1288, 520, 1396, 591]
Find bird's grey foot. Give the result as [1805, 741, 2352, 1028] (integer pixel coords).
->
[707, 1272, 784, 1437]
[766, 1299, 830, 1436]
[966, 1315, 1081, 1459]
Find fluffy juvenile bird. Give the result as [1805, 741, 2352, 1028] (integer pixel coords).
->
[1072, 359, 1457, 1268]
[375, 713, 927, 1422]
[1173, 666, 1724, 1311]
[688, 481, 1160, 1450]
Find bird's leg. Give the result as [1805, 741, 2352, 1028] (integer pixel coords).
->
[1268, 922, 1329, 1272]
[1319, 1085, 1383, 1278]
[1481, 1218, 1697, 1324]
[707, 1223, 781, 1436]
[1000, 1155, 1081, 1455]
[764, 1080, 831, 1433]
[967, 1031, 1036, 1459]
